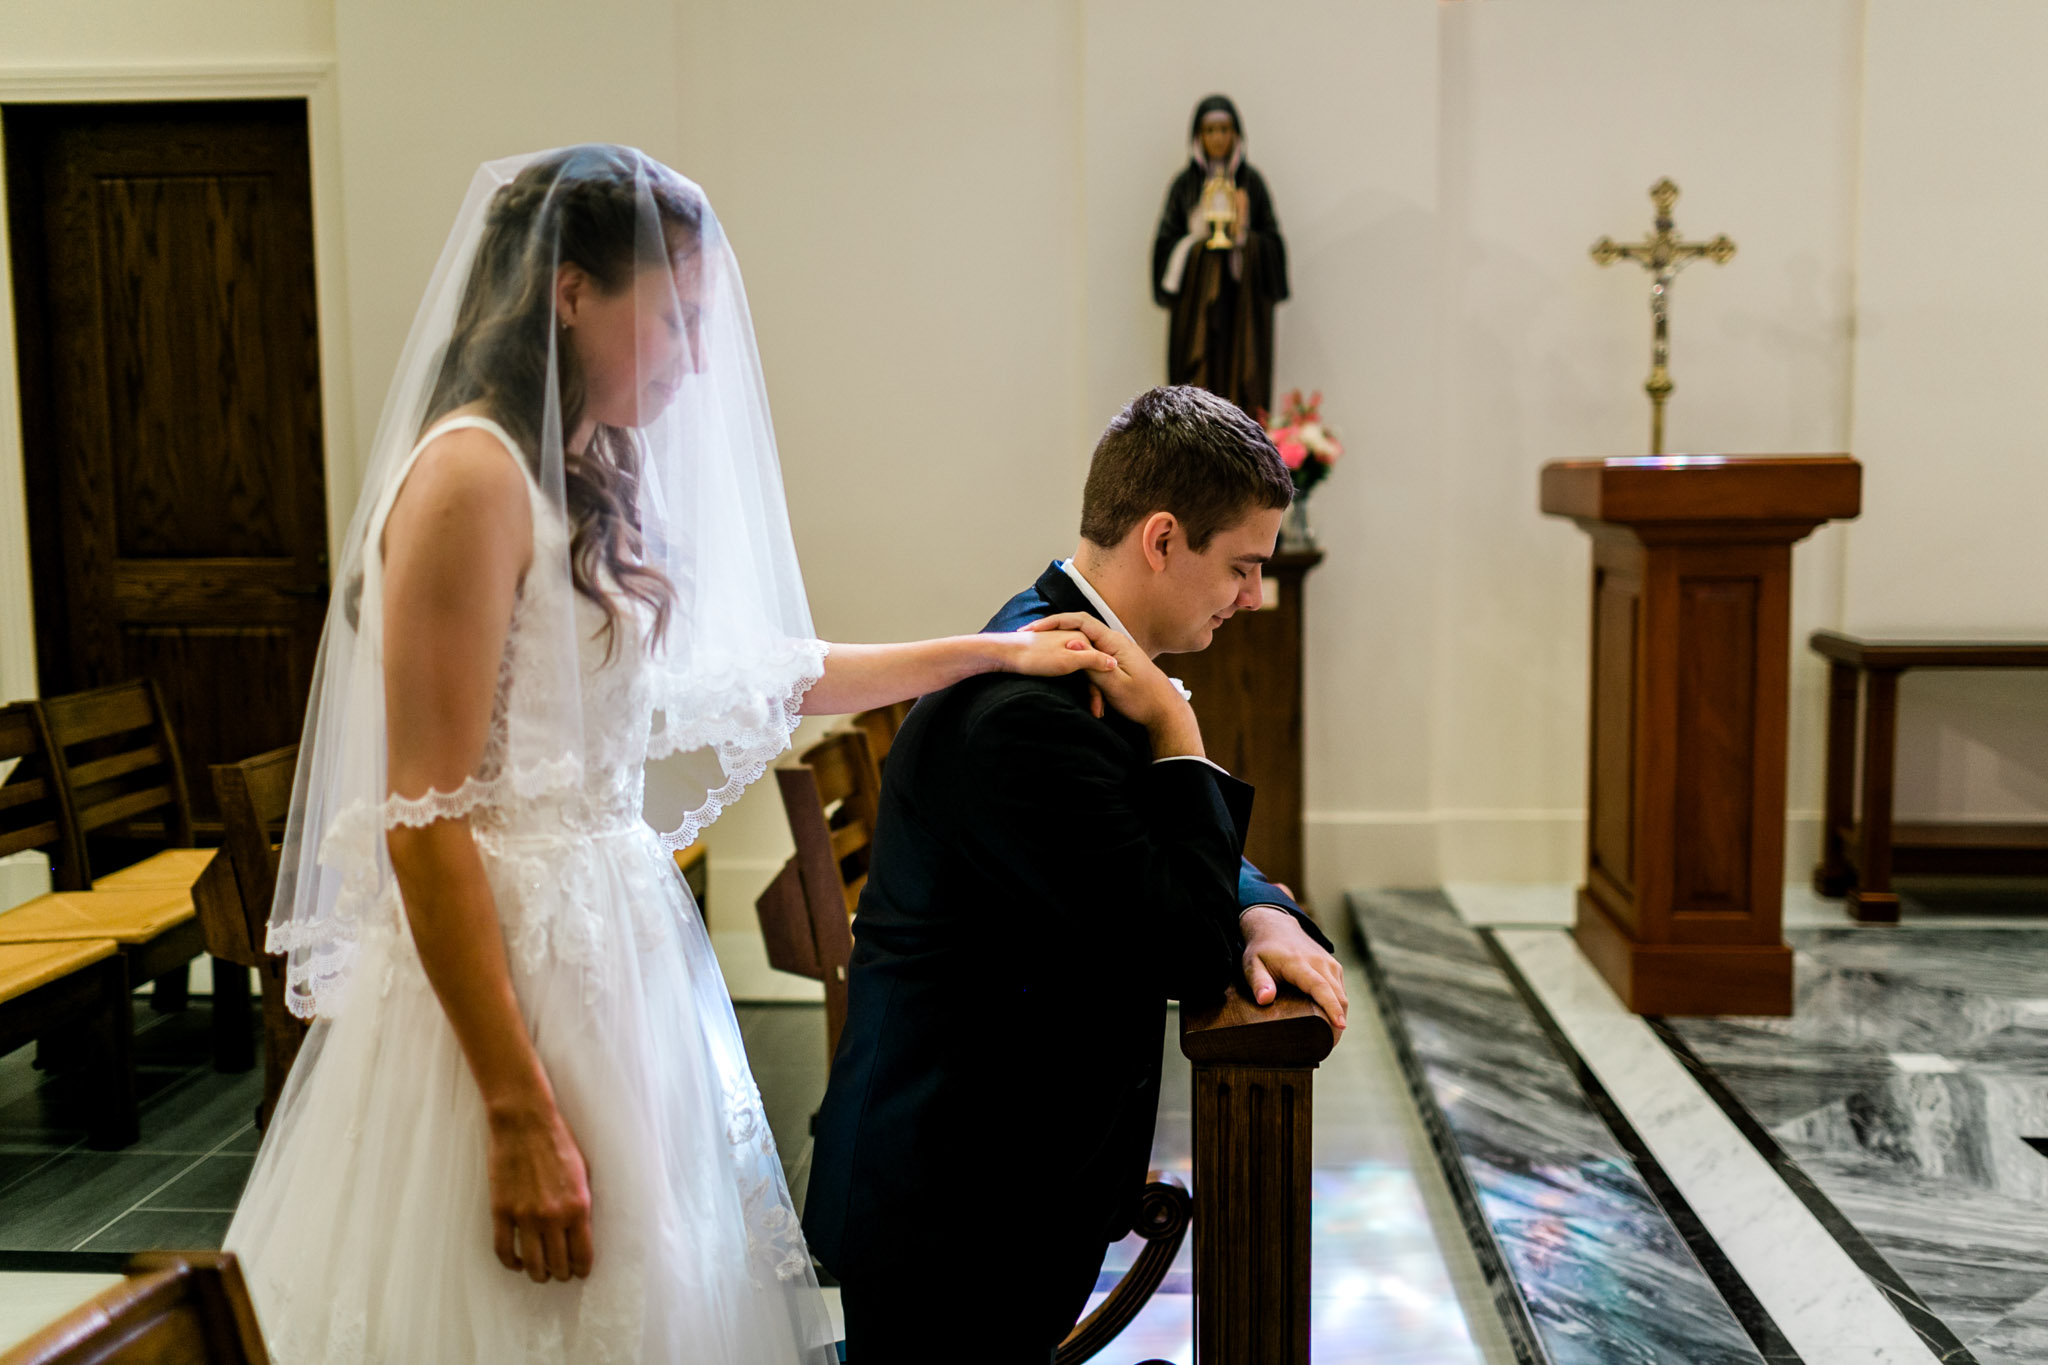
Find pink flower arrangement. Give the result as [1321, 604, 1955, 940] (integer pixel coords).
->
[1260, 389, 1343, 495]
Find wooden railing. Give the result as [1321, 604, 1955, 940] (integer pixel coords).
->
[1180, 984, 1335, 1364]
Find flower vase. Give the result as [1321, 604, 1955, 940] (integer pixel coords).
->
[1280, 497, 1317, 551]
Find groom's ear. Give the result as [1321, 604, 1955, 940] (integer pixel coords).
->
[1138, 511, 1180, 572]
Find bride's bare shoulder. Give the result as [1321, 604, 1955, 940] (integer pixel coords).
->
[385, 420, 534, 568]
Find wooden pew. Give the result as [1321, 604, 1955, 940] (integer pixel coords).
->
[0, 1252, 269, 1365]
[1180, 984, 1334, 1363]
[755, 727, 877, 1062]
[202, 748, 307, 1129]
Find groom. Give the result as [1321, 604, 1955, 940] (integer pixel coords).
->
[804, 385, 1348, 1362]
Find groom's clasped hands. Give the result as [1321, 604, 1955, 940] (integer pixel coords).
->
[1024, 611, 1350, 1038]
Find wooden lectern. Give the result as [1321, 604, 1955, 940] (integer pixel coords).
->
[1541, 456, 1860, 1015]
[1170, 548, 1323, 900]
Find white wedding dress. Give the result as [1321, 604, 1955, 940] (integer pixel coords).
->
[226, 417, 832, 1365]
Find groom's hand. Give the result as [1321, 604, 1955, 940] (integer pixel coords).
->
[1240, 907, 1349, 1039]
[1023, 612, 1204, 758]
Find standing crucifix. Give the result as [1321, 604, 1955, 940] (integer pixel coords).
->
[1591, 178, 1736, 455]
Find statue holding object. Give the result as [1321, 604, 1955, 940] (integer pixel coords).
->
[1153, 95, 1289, 416]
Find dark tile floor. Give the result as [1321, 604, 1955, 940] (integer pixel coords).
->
[0, 998, 835, 1257]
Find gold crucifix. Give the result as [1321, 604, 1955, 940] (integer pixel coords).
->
[1591, 178, 1736, 455]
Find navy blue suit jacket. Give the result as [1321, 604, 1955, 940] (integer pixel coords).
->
[802, 564, 1329, 1284]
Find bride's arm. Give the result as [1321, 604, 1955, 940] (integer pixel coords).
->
[801, 632, 1115, 716]
[380, 432, 593, 1286]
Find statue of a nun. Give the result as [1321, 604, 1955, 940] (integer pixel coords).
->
[1152, 94, 1289, 415]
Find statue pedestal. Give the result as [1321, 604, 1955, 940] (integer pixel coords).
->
[1169, 548, 1323, 900]
[1541, 456, 1860, 1015]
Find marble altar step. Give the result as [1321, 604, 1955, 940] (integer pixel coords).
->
[1348, 889, 1788, 1365]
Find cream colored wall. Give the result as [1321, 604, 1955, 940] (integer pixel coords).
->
[5, 0, 2045, 923]
[1846, 2, 2048, 820]
[1388, 0, 1866, 903]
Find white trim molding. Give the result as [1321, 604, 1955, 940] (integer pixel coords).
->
[0, 59, 357, 704]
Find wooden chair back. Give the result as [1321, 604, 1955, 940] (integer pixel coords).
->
[43, 680, 194, 876]
[207, 747, 295, 956]
[0, 1251, 270, 1365]
[0, 700, 85, 892]
[205, 746, 306, 1131]
[850, 698, 914, 775]
[757, 727, 880, 1059]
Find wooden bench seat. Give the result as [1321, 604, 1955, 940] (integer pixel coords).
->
[0, 939, 136, 1149]
[0, 888, 243, 1073]
[0, 889, 198, 944]
[93, 848, 217, 891]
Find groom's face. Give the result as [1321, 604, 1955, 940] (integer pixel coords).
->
[1150, 505, 1284, 656]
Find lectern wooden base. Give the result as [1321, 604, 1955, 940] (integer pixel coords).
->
[1542, 455, 1861, 1016]
[1575, 890, 1793, 1016]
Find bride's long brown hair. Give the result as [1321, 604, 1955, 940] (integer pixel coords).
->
[423, 145, 689, 658]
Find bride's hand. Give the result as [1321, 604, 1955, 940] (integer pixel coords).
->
[985, 628, 1118, 679]
[487, 1101, 595, 1283]
[1021, 612, 1204, 756]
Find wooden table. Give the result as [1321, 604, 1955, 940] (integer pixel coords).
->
[1810, 630, 2048, 921]
[1541, 454, 1861, 1015]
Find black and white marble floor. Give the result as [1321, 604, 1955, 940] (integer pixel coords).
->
[1357, 882, 2048, 1365]
[1665, 927, 2048, 1364]
[1352, 890, 1776, 1365]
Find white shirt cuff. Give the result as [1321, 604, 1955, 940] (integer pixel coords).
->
[1153, 754, 1229, 777]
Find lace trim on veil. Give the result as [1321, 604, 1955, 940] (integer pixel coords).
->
[650, 638, 826, 853]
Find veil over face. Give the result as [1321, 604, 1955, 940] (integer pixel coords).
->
[271, 145, 823, 1018]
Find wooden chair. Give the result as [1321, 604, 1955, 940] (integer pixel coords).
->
[0, 1251, 270, 1365]
[202, 747, 306, 1128]
[0, 700, 85, 895]
[1055, 1172, 1190, 1364]
[672, 843, 709, 922]
[754, 727, 880, 1061]
[850, 699, 914, 776]
[24, 680, 245, 1066]
[42, 679, 196, 883]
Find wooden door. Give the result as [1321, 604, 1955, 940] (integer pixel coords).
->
[6, 101, 328, 827]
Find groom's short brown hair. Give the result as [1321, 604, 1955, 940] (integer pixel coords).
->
[1079, 386, 1293, 552]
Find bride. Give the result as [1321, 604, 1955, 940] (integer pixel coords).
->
[224, 144, 1113, 1363]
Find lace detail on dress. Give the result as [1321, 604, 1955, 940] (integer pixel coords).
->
[379, 756, 584, 829]
[722, 1070, 813, 1284]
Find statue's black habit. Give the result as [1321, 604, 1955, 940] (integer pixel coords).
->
[1152, 94, 1289, 415]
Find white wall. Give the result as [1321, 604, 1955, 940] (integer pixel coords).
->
[5, 0, 2047, 924]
